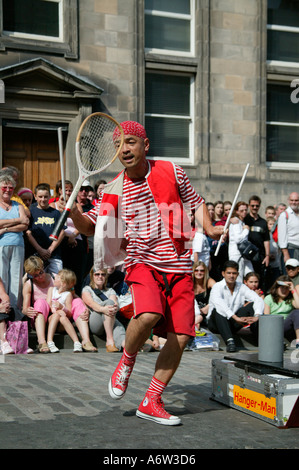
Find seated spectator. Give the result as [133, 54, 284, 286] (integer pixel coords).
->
[82, 267, 125, 352]
[207, 260, 264, 352]
[23, 258, 96, 353]
[23, 256, 54, 353]
[0, 276, 14, 354]
[285, 259, 299, 289]
[46, 269, 84, 353]
[107, 266, 127, 295]
[26, 183, 65, 274]
[193, 261, 216, 330]
[243, 272, 264, 298]
[264, 275, 299, 348]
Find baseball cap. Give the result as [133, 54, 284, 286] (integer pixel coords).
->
[80, 180, 93, 191]
[285, 259, 299, 268]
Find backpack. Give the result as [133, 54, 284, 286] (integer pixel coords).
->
[272, 211, 288, 243]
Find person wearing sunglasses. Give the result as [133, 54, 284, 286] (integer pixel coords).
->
[82, 267, 125, 352]
[244, 195, 270, 292]
[0, 173, 29, 319]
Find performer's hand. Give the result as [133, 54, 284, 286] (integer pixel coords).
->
[206, 224, 225, 240]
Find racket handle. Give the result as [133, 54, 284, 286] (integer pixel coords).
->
[49, 210, 70, 240]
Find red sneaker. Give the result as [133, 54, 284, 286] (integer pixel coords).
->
[108, 355, 134, 400]
[136, 393, 181, 426]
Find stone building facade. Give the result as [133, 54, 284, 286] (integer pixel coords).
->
[0, 0, 298, 210]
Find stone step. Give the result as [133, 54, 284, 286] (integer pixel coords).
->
[29, 327, 261, 352]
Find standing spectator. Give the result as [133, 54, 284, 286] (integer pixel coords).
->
[275, 203, 287, 220]
[277, 192, 299, 268]
[265, 216, 281, 292]
[49, 179, 73, 204]
[265, 206, 275, 219]
[0, 166, 30, 217]
[228, 201, 253, 282]
[0, 173, 29, 315]
[51, 181, 86, 295]
[244, 195, 270, 291]
[76, 180, 94, 277]
[222, 201, 232, 221]
[92, 179, 107, 206]
[17, 188, 34, 209]
[26, 183, 65, 275]
[214, 201, 224, 222]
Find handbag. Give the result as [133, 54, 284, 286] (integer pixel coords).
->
[237, 239, 259, 261]
[6, 321, 29, 354]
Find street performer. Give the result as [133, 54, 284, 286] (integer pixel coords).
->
[65, 120, 224, 425]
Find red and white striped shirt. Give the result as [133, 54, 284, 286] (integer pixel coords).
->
[85, 164, 204, 273]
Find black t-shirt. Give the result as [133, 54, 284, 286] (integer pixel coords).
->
[244, 213, 270, 257]
[29, 205, 62, 258]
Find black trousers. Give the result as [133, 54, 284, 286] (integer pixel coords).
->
[208, 302, 258, 343]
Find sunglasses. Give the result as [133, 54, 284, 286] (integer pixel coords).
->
[94, 272, 106, 277]
[28, 270, 44, 280]
[1, 186, 14, 191]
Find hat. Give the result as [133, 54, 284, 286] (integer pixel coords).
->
[285, 258, 299, 268]
[113, 121, 147, 141]
[81, 180, 93, 189]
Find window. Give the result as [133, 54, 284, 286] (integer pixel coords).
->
[3, 0, 62, 41]
[145, 0, 194, 56]
[266, 1, 299, 167]
[266, 84, 299, 164]
[267, 0, 299, 64]
[0, 0, 78, 58]
[145, 72, 194, 162]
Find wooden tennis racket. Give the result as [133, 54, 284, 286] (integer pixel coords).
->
[49, 112, 124, 240]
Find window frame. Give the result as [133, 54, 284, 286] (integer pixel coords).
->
[144, 0, 195, 57]
[266, 81, 299, 169]
[0, 0, 78, 58]
[145, 70, 195, 165]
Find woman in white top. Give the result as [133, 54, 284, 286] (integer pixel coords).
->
[229, 201, 253, 282]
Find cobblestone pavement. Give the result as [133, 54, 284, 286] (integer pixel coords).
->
[0, 347, 299, 450]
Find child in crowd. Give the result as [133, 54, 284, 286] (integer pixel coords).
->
[243, 272, 264, 298]
[23, 255, 54, 353]
[46, 269, 83, 353]
[26, 183, 65, 274]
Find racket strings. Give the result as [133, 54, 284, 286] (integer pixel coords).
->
[78, 116, 121, 172]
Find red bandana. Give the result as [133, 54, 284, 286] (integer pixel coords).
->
[113, 121, 147, 141]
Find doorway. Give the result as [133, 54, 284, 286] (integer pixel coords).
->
[2, 126, 64, 194]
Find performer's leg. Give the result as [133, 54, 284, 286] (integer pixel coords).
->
[108, 312, 161, 400]
[136, 332, 189, 426]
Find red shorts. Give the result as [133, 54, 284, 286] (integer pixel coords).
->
[125, 264, 195, 338]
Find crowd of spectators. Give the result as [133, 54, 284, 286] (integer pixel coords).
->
[0, 164, 299, 355]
